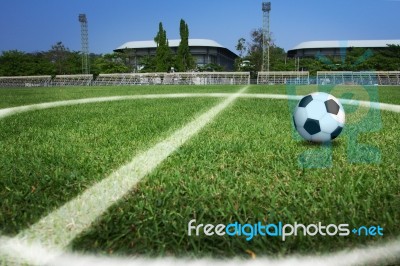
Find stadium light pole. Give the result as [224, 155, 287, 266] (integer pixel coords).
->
[78, 14, 90, 74]
[262, 2, 271, 72]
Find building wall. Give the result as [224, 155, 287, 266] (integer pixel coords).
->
[288, 48, 348, 58]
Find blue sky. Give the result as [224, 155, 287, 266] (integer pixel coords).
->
[0, 0, 398, 54]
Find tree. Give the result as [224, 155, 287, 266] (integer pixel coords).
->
[154, 22, 172, 72]
[234, 38, 247, 71]
[118, 48, 135, 72]
[0, 50, 55, 76]
[246, 28, 263, 71]
[197, 63, 223, 72]
[269, 46, 291, 71]
[138, 56, 156, 73]
[241, 28, 296, 72]
[236, 38, 247, 58]
[376, 45, 400, 70]
[47, 42, 81, 75]
[176, 19, 195, 72]
[48, 42, 69, 74]
[31, 51, 55, 75]
[91, 53, 130, 75]
[0, 50, 32, 76]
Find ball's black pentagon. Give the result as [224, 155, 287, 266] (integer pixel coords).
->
[325, 99, 340, 115]
[298, 95, 313, 108]
[331, 126, 343, 140]
[304, 118, 321, 135]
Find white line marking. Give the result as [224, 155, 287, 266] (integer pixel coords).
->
[0, 93, 399, 121]
[0, 86, 248, 265]
[0, 94, 228, 119]
[1, 235, 399, 266]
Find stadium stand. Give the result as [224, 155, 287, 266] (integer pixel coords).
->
[0, 76, 52, 87]
[94, 72, 250, 86]
[257, 71, 310, 85]
[51, 74, 93, 86]
[317, 71, 400, 85]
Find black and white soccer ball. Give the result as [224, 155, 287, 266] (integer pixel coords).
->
[293, 92, 345, 143]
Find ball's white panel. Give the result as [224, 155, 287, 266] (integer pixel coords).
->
[293, 107, 308, 127]
[304, 100, 327, 120]
[335, 108, 346, 124]
[311, 131, 332, 143]
[326, 93, 340, 102]
[311, 92, 330, 102]
[319, 113, 341, 134]
[296, 126, 312, 141]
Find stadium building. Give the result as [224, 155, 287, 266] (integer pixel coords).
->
[114, 39, 238, 71]
[287, 40, 400, 58]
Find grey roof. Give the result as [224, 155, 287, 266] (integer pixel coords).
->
[116, 39, 224, 50]
[290, 40, 400, 50]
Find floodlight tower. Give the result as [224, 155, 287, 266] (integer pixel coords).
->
[262, 2, 271, 72]
[78, 14, 90, 74]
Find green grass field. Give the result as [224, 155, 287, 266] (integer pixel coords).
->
[0, 85, 399, 261]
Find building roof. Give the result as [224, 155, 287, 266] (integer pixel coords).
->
[116, 39, 224, 50]
[290, 40, 400, 50]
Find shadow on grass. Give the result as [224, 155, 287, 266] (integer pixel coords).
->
[296, 139, 345, 148]
[294, 139, 345, 168]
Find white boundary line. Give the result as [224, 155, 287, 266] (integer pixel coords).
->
[1, 93, 399, 121]
[0, 91, 399, 266]
[0, 234, 399, 266]
[0, 94, 228, 119]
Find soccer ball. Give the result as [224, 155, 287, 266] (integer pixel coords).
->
[293, 92, 345, 143]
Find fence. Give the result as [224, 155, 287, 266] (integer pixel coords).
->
[1, 71, 400, 87]
[50, 75, 93, 86]
[316, 71, 400, 85]
[94, 72, 250, 86]
[0, 76, 52, 87]
[257, 71, 310, 85]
